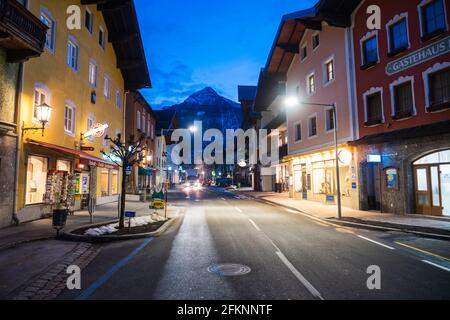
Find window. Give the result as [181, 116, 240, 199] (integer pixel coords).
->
[393, 81, 414, 119]
[147, 119, 151, 137]
[116, 90, 121, 109]
[33, 87, 47, 121]
[325, 59, 335, 83]
[362, 36, 378, 66]
[67, 38, 79, 71]
[308, 116, 317, 137]
[88, 61, 98, 87]
[307, 74, 315, 95]
[142, 114, 146, 134]
[313, 167, 335, 195]
[26, 156, 48, 205]
[87, 115, 95, 141]
[325, 108, 335, 132]
[312, 33, 320, 49]
[294, 123, 302, 142]
[111, 170, 119, 195]
[103, 75, 110, 98]
[366, 92, 383, 125]
[301, 45, 307, 61]
[64, 104, 75, 134]
[99, 27, 106, 48]
[56, 159, 71, 172]
[429, 67, 450, 110]
[388, 18, 408, 54]
[85, 8, 93, 33]
[137, 110, 141, 130]
[101, 169, 110, 197]
[40, 12, 55, 51]
[420, 0, 447, 38]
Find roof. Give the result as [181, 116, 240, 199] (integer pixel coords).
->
[131, 90, 156, 118]
[81, 0, 151, 90]
[154, 110, 177, 133]
[264, 0, 362, 74]
[238, 86, 257, 102]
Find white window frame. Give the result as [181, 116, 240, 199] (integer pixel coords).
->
[86, 113, 96, 142]
[422, 62, 450, 111]
[308, 113, 318, 139]
[325, 105, 338, 133]
[99, 26, 106, 49]
[389, 75, 417, 118]
[312, 31, 320, 51]
[67, 36, 79, 71]
[363, 87, 385, 125]
[85, 7, 93, 34]
[322, 55, 335, 86]
[418, 0, 449, 38]
[386, 12, 411, 53]
[103, 75, 111, 99]
[88, 59, 98, 87]
[360, 30, 380, 66]
[306, 71, 316, 96]
[40, 8, 56, 53]
[33, 83, 51, 125]
[64, 100, 76, 136]
[293, 120, 302, 143]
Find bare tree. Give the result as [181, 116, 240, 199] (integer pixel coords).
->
[102, 133, 146, 229]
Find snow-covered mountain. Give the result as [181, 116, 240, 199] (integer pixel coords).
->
[163, 87, 242, 132]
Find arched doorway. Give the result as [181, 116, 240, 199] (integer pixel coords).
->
[413, 150, 450, 216]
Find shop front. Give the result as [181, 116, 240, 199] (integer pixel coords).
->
[289, 146, 359, 209]
[18, 140, 119, 222]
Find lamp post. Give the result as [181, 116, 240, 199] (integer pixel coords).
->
[22, 103, 52, 137]
[285, 97, 342, 219]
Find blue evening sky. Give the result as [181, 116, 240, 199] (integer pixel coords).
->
[135, 0, 313, 109]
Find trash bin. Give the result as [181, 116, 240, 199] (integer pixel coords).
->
[53, 209, 68, 236]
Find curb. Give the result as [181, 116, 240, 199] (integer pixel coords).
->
[0, 236, 56, 252]
[62, 207, 181, 243]
[238, 192, 450, 241]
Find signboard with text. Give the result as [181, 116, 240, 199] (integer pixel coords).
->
[386, 36, 450, 76]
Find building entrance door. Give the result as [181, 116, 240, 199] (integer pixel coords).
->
[413, 150, 450, 216]
[365, 163, 381, 211]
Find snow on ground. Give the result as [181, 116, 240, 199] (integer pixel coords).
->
[84, 214, 168, 237]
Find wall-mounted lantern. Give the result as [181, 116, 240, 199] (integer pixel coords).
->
[22, 103, 52, 137]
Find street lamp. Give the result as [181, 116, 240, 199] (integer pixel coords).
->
[284, 96, 343, 219]
[22, 103, 52, 137]
[189, 125, 197, 133]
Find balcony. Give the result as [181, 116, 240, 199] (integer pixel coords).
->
[279, 144, 288, 159]
[0, 0, 47, 62]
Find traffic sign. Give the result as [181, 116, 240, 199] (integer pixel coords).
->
[125, 211, 136, 218]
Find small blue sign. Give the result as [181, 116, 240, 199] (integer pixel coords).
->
[352, 182, 357, 189]
[367, 154, 382, 163]
[125, 211, 136, 218]
[326, 195, 335, 202]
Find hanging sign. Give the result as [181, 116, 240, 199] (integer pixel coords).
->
[84, 123, 109, 138]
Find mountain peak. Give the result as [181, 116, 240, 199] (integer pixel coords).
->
[185, 87, 222, 105]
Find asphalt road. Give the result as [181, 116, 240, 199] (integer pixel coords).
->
[59, 187, 450, 300]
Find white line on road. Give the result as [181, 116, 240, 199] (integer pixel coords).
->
[276, 251, 324, 300]
[422, 260, 450, 273]
[234, 207, 242, 213]
[221, 197, 226, 201]
[248, 219, 261, 232]
[357, 235, 395, 250]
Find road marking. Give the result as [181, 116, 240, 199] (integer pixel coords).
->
[234, 207, 242, 213]
[77, 238, 153, 300]
[357, 235, 395, 250]
[422, 260, 450, 273]
[248, 219, 261, 231]
[284, 208, 334, 226]
[221, 197, 226, 201]
[395, 242, 450, 262]
[276, 251, 324, 300]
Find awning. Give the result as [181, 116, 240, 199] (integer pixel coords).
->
[138, 167, 153, 176]
[27, 139, 119, 170]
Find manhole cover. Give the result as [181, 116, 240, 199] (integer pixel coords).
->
[207, 263, 251, 276]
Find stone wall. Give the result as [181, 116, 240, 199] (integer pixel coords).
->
[357, 132, 450, 215]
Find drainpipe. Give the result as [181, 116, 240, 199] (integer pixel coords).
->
[11, 61, 24, 226]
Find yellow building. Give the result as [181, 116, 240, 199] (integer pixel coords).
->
[16, 0, 150, 222]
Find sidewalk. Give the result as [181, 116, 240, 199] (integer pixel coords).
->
[239, 190, 450, 237]
[0, 201, 174, 250]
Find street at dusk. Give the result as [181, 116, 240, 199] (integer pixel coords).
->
[0, 0, 450, 314]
